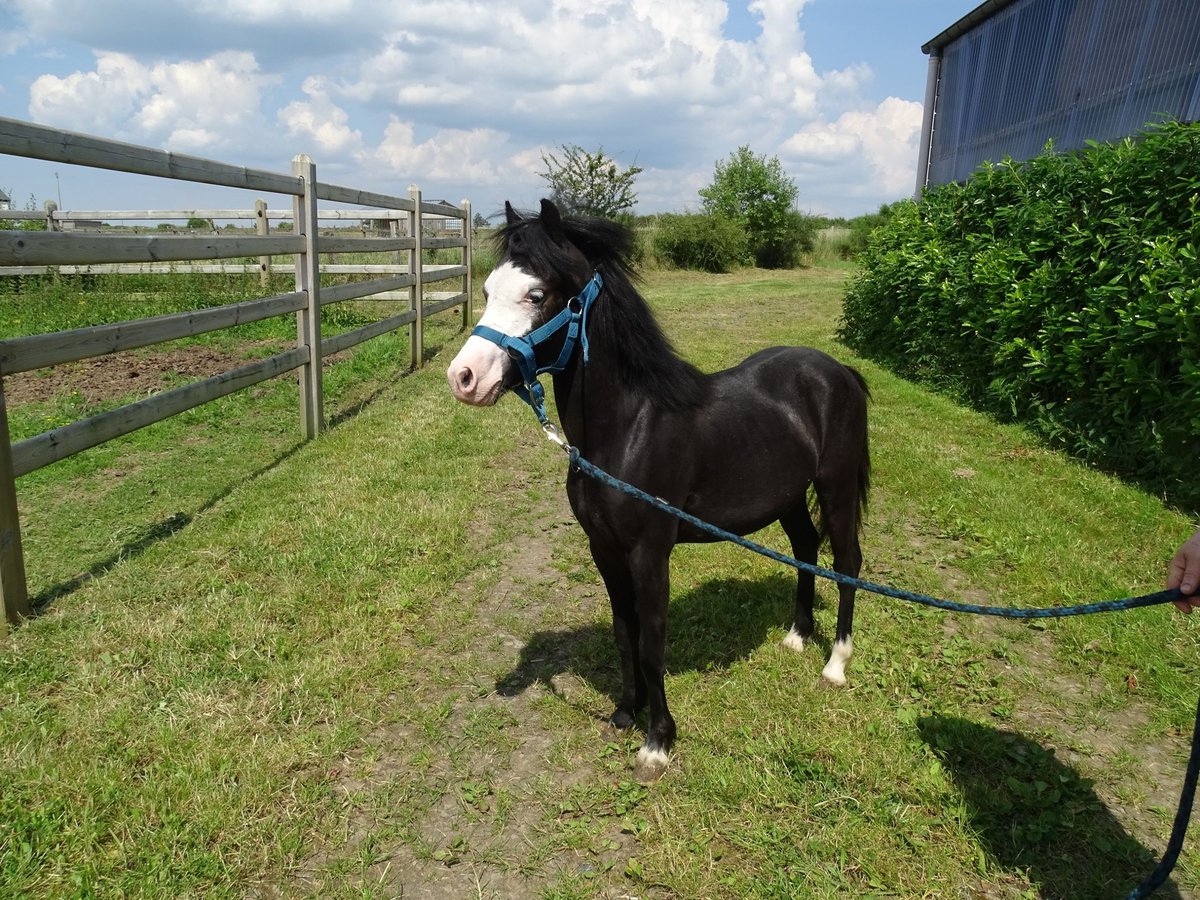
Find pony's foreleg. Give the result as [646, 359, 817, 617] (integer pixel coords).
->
[627, 544, 675, 782]
[779, 506, 821, 652]
[590, 541, 645, 731]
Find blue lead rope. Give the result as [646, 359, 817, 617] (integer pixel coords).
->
[562, 446, 1194, 898]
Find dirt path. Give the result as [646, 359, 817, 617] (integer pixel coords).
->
[279, 463, 649, 899]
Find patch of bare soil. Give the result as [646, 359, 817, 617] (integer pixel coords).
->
[278, 459, 641, 899]
[4, 342, 353, 406]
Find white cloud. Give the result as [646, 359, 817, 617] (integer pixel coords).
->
[29, 51, 276, 153]
[279, 76, 364, 157]
[7, 0, 929, 216]
[781, 96, 923, 208]
[373, 118, 528, 188]
[29, 53, 151, 136]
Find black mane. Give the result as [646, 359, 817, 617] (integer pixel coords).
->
[495, 209, 709, 412]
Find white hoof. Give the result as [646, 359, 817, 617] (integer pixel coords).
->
[821, 637, 853, 686]
[782, 627, 808, 653]
[634, 745, 670, 782]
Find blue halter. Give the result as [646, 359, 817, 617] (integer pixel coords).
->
[471, 271, 603, 427]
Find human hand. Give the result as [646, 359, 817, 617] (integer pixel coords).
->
[1169, 528, 1200, 613]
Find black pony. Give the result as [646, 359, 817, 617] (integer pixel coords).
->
[448, 200, 870, 780]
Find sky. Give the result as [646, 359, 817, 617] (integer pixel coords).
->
[0, 0, 979, 221]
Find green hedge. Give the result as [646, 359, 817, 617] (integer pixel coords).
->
[839, 122, 1200, 512]
[653, 213, 750, 273]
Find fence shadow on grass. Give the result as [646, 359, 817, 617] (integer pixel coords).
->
[917, 714, 1183, 899]
[30, 439, 306, 614]
[495, 572, 819, 706]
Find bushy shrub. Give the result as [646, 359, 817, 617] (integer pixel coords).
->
[845, 203, 901, 259]
[839, 122, 1200, 511]
[753, 209, 818, 269]
[653, 213, 750, 273]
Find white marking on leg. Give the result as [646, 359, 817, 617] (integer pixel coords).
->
[635, 745, 670, 778]
[821, 636, 853, 686]
[782, 626, 807, 653]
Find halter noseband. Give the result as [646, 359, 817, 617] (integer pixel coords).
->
[470, 271, 604, 428]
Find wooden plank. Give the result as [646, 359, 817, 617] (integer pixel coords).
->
[0, 116, 302, 195]
[255, 199, 270, 288]
[0, 231, 302, 266]
[322, 311, 417, 356]
[419, 200, 466, 218]
[423, 237, 467, 250]
[293, 155, 323, 438]
[0, 291, 306, 375]
[53, 264, 265, 275]
[422, 293, 466, 317]
[424, 264, 468, 283]
[11, 348, 308, 478]
[318, 236, 416, 254]
[319, 265, 410, 274]
[309, 209, 404, 221]
[0, 382, 30, 626]
[409, 186, 424, 370]
[52, 209, 266, 220]
[315, 182, 415, 211]
[319, 274, 417, 305]
[462, 198, 474, 328]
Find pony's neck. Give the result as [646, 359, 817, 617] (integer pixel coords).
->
[551, 273, 707, 452]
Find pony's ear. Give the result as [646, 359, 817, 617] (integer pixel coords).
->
[504, 201, 521, 226]
[539, 198, 564, 244]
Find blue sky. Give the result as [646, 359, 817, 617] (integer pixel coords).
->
[0, 0, 977, 219]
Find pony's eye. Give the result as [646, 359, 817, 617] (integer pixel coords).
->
[528, 289, 545, 304]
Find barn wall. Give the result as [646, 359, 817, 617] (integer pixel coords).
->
[922, 0, 1200, 187]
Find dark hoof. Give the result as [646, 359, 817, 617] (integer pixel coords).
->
[609, 708, 636, 731]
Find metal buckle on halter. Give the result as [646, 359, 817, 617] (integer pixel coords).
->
[542, 422, 569, 450]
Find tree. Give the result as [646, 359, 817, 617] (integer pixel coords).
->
[537, 144, 643, 219]
[699, 146, 813, 268]
[472, 212, 489, 229]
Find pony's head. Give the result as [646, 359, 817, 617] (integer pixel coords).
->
[447, 198, 596, 406]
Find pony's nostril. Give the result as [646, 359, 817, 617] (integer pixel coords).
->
[456, 366, 475, 392]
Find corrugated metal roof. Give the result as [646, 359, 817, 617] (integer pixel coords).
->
[923, 0, 1021, 54]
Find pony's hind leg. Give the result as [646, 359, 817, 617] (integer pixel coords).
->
[813, 477, 864, 686]
[779, 505, 820, 652]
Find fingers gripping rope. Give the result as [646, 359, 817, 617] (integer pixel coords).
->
[565, 447, 1194, 899]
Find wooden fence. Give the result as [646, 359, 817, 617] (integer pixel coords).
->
[0, 116, 474, 630]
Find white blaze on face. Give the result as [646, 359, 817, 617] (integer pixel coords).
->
[446, 262, 544, 406]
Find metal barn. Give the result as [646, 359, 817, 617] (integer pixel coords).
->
[916, 0, 1200, 191]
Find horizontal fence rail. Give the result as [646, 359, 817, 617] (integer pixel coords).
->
[0, 116, 474, 629]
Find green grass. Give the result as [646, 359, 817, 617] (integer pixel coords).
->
[1, 267, 1197, 898]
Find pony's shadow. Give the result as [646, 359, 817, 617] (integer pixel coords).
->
[496, 572, 817, 704]
[918, 714, 1184, 899]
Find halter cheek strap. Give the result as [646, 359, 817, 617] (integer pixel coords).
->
[471, 271, 603, 428]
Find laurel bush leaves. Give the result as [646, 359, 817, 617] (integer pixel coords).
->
[839, 122, 1200, 513]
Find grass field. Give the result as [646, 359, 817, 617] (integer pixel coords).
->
[1, 265, 1198, 898]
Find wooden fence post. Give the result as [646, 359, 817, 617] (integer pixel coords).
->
[255, 199, 270, 289]
[292, 155, 323, 438]
[43, 200, 58, 232]
[462, 198, 473, 328]
[0, 381, 31, 632]
[409, 185, 424, 370]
